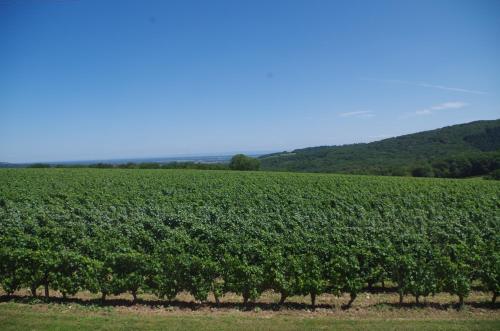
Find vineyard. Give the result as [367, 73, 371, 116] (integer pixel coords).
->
[0, 169, 498, 309]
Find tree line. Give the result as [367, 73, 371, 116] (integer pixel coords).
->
[27, 154, 261, 171]
[259, 120, 500, 179]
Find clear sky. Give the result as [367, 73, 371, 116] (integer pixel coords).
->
[1, 0, 499, 163]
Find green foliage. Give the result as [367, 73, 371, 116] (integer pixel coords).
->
[485, 169, 500, 180]
[0, 249, 26, 295]
[260, 119, 500, 178]
[51, 251, 97, 297]
[107, 252, 148, 301]
[412, 166, 434, 177]
[0, 169, 498, 306]
[229, 154, 260, 171]
[28, 163, 51, 168]
[478, 234, 500, 303]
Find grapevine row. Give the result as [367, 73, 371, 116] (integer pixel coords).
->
[0, 169, 498, 307]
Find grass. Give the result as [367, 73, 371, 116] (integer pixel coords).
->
[0, 303, 499, 331]
[1, 289, 499, 331]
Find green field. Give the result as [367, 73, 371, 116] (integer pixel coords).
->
[0, 302, 499, 331]
[0, 169, 499, 329]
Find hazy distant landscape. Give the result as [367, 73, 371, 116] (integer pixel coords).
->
[4, 120, 498, 180]
[1, 154, 238, 167]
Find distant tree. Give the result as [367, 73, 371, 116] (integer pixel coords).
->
[117, 163, 138, 169]
[411, 166, 433, 177]
[485, 169, 500, 180]
[91, 163, 114, 168]
[138, 162, 160, 169]
[229, 154, 260, 171]
[28, 163, 51, 168]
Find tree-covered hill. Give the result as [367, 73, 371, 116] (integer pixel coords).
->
[260, 119, 500, 178]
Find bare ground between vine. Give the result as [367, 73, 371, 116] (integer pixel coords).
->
[2, 289, 498, 320]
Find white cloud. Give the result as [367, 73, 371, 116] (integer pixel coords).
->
[416, 83, 487, 95]
[415, 109, 432, 116]
[429, 101, 467, 110]
[415, 101, 467, 116]
[362, 78, 487, 95]
[339, 110, 375, 118]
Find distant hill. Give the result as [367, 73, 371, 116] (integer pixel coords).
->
[260, 119, 500, 178]
[0, 162, 23, 168]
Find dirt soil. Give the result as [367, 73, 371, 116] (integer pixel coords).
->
[2, 289, 498, 320]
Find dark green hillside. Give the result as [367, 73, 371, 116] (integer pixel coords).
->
[260, 119, 500, 177]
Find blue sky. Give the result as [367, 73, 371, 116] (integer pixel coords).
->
[1, 0, 499, 163]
